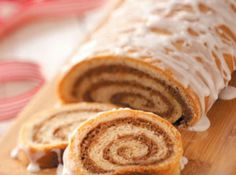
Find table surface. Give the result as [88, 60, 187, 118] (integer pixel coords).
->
[0, 72, 235, 175]
[0, 1, 235, 174]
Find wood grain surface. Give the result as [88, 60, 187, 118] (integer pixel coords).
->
[1, 0, 235, 174]
[1, 0, 236, 169]
[0, 72, 235, 175]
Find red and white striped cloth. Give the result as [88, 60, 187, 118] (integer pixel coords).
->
[0, 0, 105, 38]
[0, 61, 44, 121]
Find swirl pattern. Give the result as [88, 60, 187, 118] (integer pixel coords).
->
[63, 109, 183, 175]
[17, 103, 116, 169]
[59, 0, 236, 128]
[60, 61, 195, 126]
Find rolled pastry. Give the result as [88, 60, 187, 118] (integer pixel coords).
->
[15, 103, 116, 170]
[63, 108, 183, 175]
[58, 0, 236, 127]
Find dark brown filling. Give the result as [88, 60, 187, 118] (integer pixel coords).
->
[29, 108, 109, 168]
[80, 117, 174, 174]
[103, 134, 159, 165]
[53, 122, 85, 141]
[84, 81, 174, 118]
[36, 149, 65, 169]
[33, 108, 105, 144]
[72, 64, 193, 125]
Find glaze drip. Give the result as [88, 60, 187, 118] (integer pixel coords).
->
[16, 103, 116, 171]
[219, 85, 236, 100]
[61, 0, 236, 130]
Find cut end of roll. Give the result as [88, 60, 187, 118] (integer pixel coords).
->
[63, 108, 183, 175]
[16, 102, 117, 170]
[58, 56, 201, 127]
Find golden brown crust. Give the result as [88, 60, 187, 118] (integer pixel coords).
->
[58, 56, 201, 127]
[57, 0, 236, 128]
[16, 102, 117, 169]
[63, 109, 183, 175]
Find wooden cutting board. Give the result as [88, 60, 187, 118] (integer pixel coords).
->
[0, 72, 235, 175]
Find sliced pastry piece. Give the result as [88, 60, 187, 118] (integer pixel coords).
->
[63, 108, 183, 175]
[14, 102, 117, 171]
[58, 0, 236, 128]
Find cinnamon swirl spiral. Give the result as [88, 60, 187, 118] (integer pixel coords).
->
[63, 109, 183, 175]
[15, 103, 116, 170]
[58, 0, 236, 127]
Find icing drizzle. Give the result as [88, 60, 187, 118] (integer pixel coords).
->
[10, 147, 19, 159]
[10, 146, 44, 173]
[219, 85, 236, 100]
[27, 162, 40, 173]
[180, 156, 189, 170]
[68, 0, 236, 131]
[189, 114, 210, 132]
[57, 164, 64, 175]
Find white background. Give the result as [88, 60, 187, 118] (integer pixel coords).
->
[0, 14, 98, 134]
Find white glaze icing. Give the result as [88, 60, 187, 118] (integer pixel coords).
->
[27, 162, 40, 173]
[13, 145, 45, 173]
[62, 148, 72, 175]
[24, 146, 63, 173]
[55, 148, 64, 175]
[10, 147, 19, 159]
[12, 105, 102, 173]
[15, 147, 62, 173]
[57, 164, 64, 175]
[219, 85, 236, 100]
[53, 148, 62, 164]
[180, 156, 189, 170]
[188, 114, 210, 132]
[25, 150, 45, 173]
[66, 0, 236, 131]
[62, 166, 71, 175]
[12, 141, 64, 173]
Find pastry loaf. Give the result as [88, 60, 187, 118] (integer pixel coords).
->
[58, 0, 236, 127]
[15, 103, 116, 170]
[63, 109, 183, 175]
